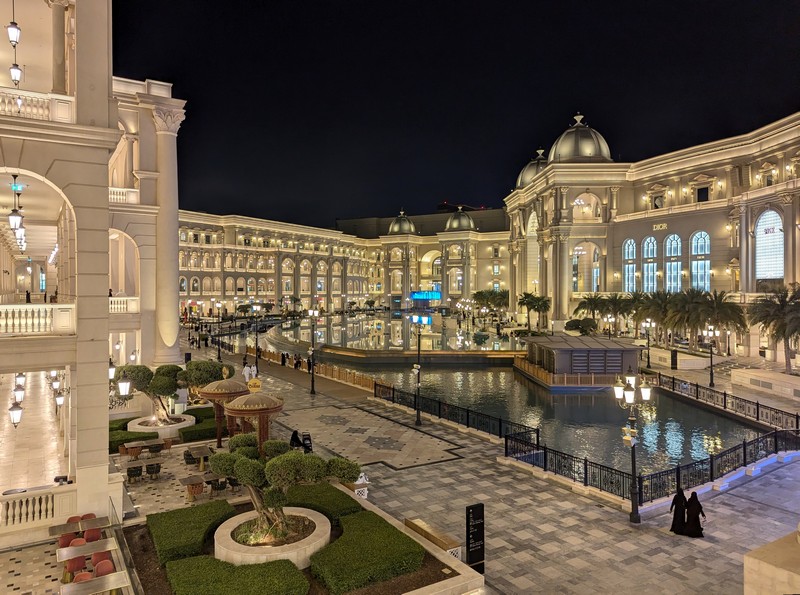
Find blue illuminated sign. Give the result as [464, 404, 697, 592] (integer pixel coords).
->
[410, 291, 441, 300]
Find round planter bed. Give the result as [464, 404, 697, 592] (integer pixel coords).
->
[126, 414, 195, 439]
[214, 508, 330, 569]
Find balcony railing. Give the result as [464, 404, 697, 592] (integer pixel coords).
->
[108, 187, 140, 204]
[0, 304, 75, 336]
[0, 483, 78, 536]
[109, 297, 140, 314]
[0, 87, 75, 123]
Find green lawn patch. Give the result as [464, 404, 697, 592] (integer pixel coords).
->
[310, 510, 425, 594]
[286, 483, 363, 527]
[109, 430, 158, 454]
[148, 500, 235, 566]
[166, 556, 308, 595]
[179, 417, 225, 443]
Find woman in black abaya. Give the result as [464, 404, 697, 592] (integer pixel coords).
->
[669, 487, 687, 535]
[684, 491, 706, 538]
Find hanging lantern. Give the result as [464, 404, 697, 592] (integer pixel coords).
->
[8, 401, 22, 427]
[52, 377, 61, 390]
[15, 371, 24, 387]
[9, 62, 21, 85]
[14, 222, 25, 241]
[108, 358, 116, 380]
[50, 370, 58, 378]
[54, 391, 65, 406]
[7, 21, 20, 47]
[613, 377, 624, 400]
[8, 207, 21, 231]
[12, 383, 24, 402]
[117, 372, 131, 397]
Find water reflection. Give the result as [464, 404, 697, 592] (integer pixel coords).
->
[277, 314, 523, 352]
[363, 365, 761, 473]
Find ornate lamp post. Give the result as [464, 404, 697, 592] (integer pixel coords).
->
[308, 308, 319, 395]
[252, 304, 261, 374]
[215, 300, 223, 362]
[603, 314, 615, 339]
[409, 314, 430, 426]
[612, 367, 652, 524]
[702, 325, 720, 387]
[642, 318, 655, 368]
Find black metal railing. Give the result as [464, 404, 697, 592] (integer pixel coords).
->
[654, 372, 800, 429]
[374, 382, 800, 507]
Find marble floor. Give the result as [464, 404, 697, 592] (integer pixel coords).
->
[0, 371, 67, 495]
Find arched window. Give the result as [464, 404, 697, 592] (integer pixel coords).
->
[190, 277, 200, 293]
[623, 239, 636, 292]
[755, 210, 784, 286]
[179, 277, 187, 293]
[642, 237, 657, 292]
[664, 234, 682, 293]
[432, 257, 442, 277]
[690, 231, 711, 291]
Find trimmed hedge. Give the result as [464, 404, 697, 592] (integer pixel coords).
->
[286, 483, 363, 527]
[148, 500, 235, 566]
[179, 417, 226, 443]
[310, 510, 425, 594]
[166, 556, 309, 595]
[109, 417, 137, 432]
[184, 406, 216, 421]
[109, 430, 158, 454]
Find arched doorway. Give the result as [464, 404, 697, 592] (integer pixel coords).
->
[572, 241, 601, 293]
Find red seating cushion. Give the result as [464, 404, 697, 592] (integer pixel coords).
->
[91, 551, 111, 567]
[58, 533, 76, 548]
[73, 572, 93, 583]
[83, 528, 101, 542]
[80, 513, 97, 520]
[94, 559, 115, 577]
[66, 515, 82, 524]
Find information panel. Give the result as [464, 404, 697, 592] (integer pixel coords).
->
[466, 503, 485, 574]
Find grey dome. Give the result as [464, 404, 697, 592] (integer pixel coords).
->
[516, 148, 548, 188]
[444, 206, 476, 231]
[387, 211, 416, 235]
[548, 114, 612, 163]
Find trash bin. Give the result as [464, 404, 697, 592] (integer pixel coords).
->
[184, 352, 192, 363]
[670, 349, 678, 370]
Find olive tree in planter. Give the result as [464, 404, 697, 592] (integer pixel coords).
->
[209, 437, 360, 542]
[115, 364, 182, 425]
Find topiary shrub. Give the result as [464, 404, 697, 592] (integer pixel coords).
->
[228, 433, 258, 452]
[184, 406, 215, 421]
[148, 500, 235, 566]
[109, 430, 158, 454]
[109, 417, 137, 432]
[236, 446, 260, 460]
[262, 440, 291, 460]
[325, 457, 361, 483]
[179, 418, 225, 443]
[166, 556, 309, 595]
[286, 483, 362, 527]
[208, 452, 238, 477]
[310, 510, 425, 594]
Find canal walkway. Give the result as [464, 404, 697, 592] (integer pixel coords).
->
[201, 338, 799, 594]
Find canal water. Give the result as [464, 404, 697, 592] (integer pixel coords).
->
[358, 365, 761, 474]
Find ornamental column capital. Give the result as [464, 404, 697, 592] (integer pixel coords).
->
[44, 0, 70, 7]
[153, 106, 186, 135]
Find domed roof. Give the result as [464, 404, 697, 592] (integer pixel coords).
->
[444, 206, 476, 231]
[195, 368, 250, 402]
[224, 392, 284, 416]
[387, 210, 416, 235]
[516, 148, 548, 188]
[548, 114, 612, 163]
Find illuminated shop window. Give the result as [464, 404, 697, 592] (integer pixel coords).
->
[690, 231, 710, 291]
[755, 210, 784, 282]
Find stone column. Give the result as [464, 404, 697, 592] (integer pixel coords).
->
[440, 244, 449, 305]
[739, 206, 751, 293]
[48, 0, 68, 95]
[152, 105, 185, 365]
[122, 134, 137, 188]
[609, 186, 620, 219]
[558, 234, 571, 326]
[781, 194, 797, 284]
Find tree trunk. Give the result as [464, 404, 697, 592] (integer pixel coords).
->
[784, 338, 793, 374]
[148, 394, 173, 425]
[526, 309, 531, 330]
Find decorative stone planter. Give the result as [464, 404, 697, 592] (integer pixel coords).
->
[126, 414, 195, 439]
[214, 508, 330, 569]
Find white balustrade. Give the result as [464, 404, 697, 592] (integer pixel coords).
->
[109, 297, 140, 314]
[0, 87, 75, 123]
[0, 484, 77, 535]
[0, 304, 75, 335]
[108, 187, 140, 204]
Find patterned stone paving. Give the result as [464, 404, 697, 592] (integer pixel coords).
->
[3, 352, 800, 594]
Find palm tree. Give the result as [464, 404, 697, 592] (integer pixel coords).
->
[640, 291, 673, 347]
[532, 295, 552, 331]
[749, 283, 800, 374]
[667, 289, 709, 351]
[518, 292, 538, 330]
[573, 292, 606, 320]
[626, 290, 648, 334]
[701, 290, 747, 354]
[602, 293, 630, 336]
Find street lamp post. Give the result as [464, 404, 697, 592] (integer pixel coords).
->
[603, 314, 615, 340]
[308, 308, 319, 395]
[215, 301, 222, 362]
[612, 368, 652, 524]
[726, 330, 731, 356]
[642, 318, 655, 368]
[410, 314, 430, 426]
[252, 304, 261, 374]
[702, 325, 720, 387]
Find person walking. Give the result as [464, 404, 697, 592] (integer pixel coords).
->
[249, 363, 257, 379]
[242, 364, 251, 383]
[684, 492, 706, 538]
[669, 487, 687, 535]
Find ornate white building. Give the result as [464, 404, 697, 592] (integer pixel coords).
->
[506, 113, 800, 358]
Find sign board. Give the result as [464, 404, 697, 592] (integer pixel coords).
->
[410, 290, 441, 300]
[247, 378, 262, 393]
[653, 223, 668, 231]
[466, 503, 485, 574]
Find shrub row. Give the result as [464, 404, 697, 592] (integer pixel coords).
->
[109, 430, 158, 454]
[179, 417, 225, 443]
[286, 483, 363, 527]
[148, 500, 235, 566]
[166, 556, 309, 595]
[310, 510, 425, 594]
[108, 417, 137, 432]
[184, 406, 216, 421]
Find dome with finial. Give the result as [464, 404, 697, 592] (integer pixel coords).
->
[387, 210, 416, 235]
[444, 206, 476, 231]
[548, 113, 612, 163]
[516, 148, 548, 188]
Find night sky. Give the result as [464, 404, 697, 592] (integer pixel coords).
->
[112, 1, 800, 228]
